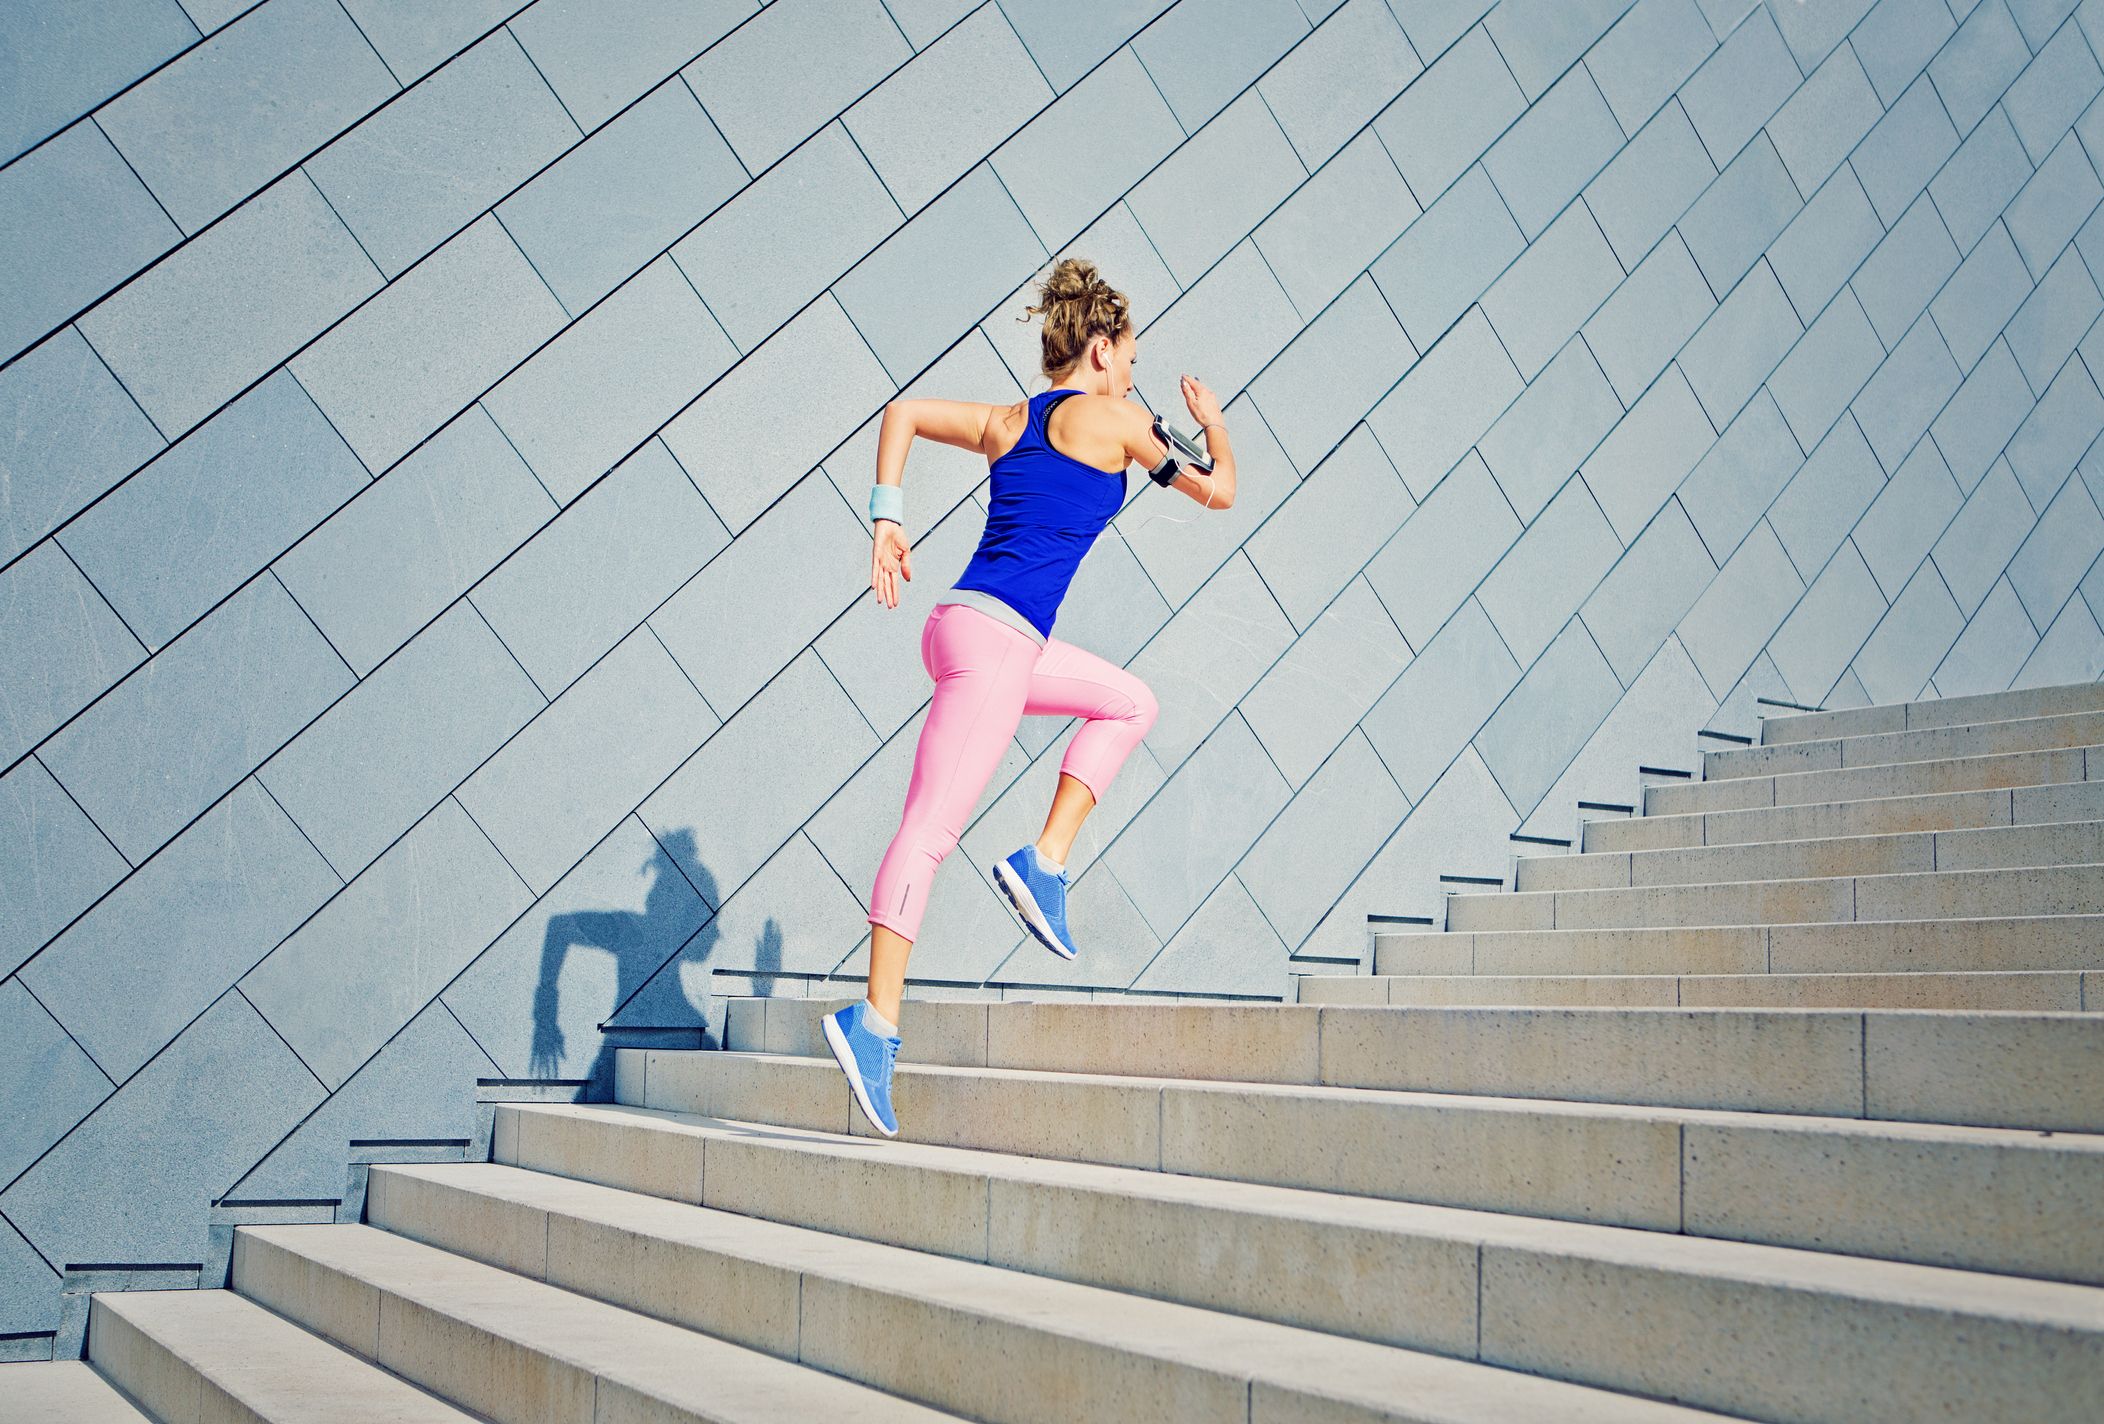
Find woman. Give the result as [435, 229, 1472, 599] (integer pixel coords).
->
[823, 258, 1236, 1137]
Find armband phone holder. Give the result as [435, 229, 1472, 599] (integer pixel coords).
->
[1145, 414, 1216, 487]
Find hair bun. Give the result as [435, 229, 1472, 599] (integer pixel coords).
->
[1020, 257, 1130, 382]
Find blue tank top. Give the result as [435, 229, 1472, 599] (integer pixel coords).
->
[950, 389, 1128, 640]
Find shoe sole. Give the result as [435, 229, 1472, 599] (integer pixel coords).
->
[821, 1012, 899, 1138]
[994, 859, 1078, 960]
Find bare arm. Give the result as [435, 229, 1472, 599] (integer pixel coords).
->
[1135, 375, 1234, 510]
[868, 398, 1003, 609]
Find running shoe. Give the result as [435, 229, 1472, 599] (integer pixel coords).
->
[994, 845, 1079, 960]
[822, 1001, 899, 1137]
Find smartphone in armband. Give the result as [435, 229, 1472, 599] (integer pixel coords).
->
[1146, 414, 1216, 486]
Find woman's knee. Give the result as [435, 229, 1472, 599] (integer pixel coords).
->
[1128, 677, 1159, 735]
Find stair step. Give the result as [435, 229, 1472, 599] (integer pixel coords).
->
[621, 1048, 2104, 1281]
[228, 1220, 961, 1424]
[86, 1285, 477, 1424]
[1373, 914, 2104, 977]
[349, 1166, 1743, 1424]
[468, 1103, 2104, 1422]
[1646, 744, 2097, 816]
[1584, 778, 2104, 852]
[0, 1361, 152, 1422]
[1526, 819, 2104, 891]
[1300, 969, 2095, 1012]
[1760, 678, 2104, 746]
[1709, 709, 2104, 780]
[1445, 862, 2104, 932]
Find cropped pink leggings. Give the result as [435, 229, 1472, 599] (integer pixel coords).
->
[868, 601, 1158, 942]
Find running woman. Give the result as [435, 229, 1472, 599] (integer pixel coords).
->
[823, 258, 1237, 1136]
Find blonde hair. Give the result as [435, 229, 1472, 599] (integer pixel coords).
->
[1020, 257, 1130, 382]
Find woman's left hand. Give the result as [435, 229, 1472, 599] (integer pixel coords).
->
[871, 521, 913, 607]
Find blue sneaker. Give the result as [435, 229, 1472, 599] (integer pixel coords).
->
[822, 1002, 899, 1137]
[994, 846, 1079, 960]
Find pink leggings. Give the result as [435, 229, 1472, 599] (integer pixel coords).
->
[867, 601, 1158, 942]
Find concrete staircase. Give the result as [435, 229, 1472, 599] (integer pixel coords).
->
[35, 681, 2104, 1421]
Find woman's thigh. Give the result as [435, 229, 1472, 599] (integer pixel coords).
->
[1023, 636, 1154, 721]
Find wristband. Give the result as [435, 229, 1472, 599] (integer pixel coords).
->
[869, 483, 903, 527]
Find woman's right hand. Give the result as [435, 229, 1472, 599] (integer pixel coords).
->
[870, 520, 913, 608]
[1181, 374, 1222, 429]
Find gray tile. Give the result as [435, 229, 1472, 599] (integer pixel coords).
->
[2007, 354, 2104, 505]
[459, 627, 714, 894]
[1768, 165, 1885, 324]
[1853, 314, 1963, 472]
[1235, 727, 1406, 947]
[338, 0, 516, 85]
[1851, 558, 1965, 703]
[95, 0, 398, 231]
[992, 48, 1183, 248]
[673, 123, 903, 353]
[1673, 519, 1805, 697]
[622, 832, 865, 994]
[1929, 0, 2033, 135]
[1579, 496, 1718, 683]
[1585, 0, 1718, 133]
[38, 574, 353, 866]
[307, 27, 580, 280]
[0, 992, 324, 1269]
[1364, 450, 1522, 648]
[1854, 73, 1962, 225]
[1250, 275, 1417, 474]
[1676, 2, 1800, 166]
[1367, 306, 1521, 500]
[1677, 133, 1801, 298]
[1931, 221, 2038, 373]
[1474, 615, 1623, 815]
[1478, 335, 1625, 522]
[650, 469, 871, 717]
[836, 163, 1048, 384]
[1680, 261, 1806, 430]
[1581, 363, 1717, 543]
[1484, 63, 1627, 240]
[999, 0, 1174, 91]
[1583, 98, 1717, 270]
[1131, 91, 1307, 290]
[21, 778, 337, 1085]
[1260, 0, 1422, 169]
[258, 600, 543, 880]
[494, 79, 744, 315]
[0, 119, 177, 363]
[1246, 425, 1415, 629]
[0, 0, 199, 163]
[0, 977, 112, 1194]
[1479, 199, 1624, 380]
[0, 541, 143, 768]
[1767, 284, 1886, 451]
[1128, 239, 1304, 412]
[240, 798, 530, 1090]
[1369, 166, 1524, 350]
[1766, 0, 1876, 70]
[1581, 230, 1715, 405]
[2010, 464, 2104, 624]
[1128, 872, 1289, 997]
[2007, 246, 2102, 394]
[1104, 711, 1291, 940]
[2014, 585, 2104, 682]
[1388, 0, 1497, 59]
[1131, 0, 1311, 131]
[441, 814, 710, 1086]
[1932, 106, 2036, 253]
[1933, 457, 2041, 614]
[1853, 195, 1962, 350]
[1765, 538, 1887, 702]
[60, 371, 367, 651]
[1240, 576, 1411, 788]
[1677, 389, 1804, 562]
[470, 438, 726, 697]
[0, 328, 165, 567]
[0, 759, 128, 982]
[1934, 573, 2038, 693]
[291, 214, 567, 474]
[844, 2, 1051, 215]
[883, 0, 978, 47]
[509, 0, 751, 131]
[1768, 414, 1886, 579]
[1855, 435, 1965, 598]
[1372, 24, 1525, 203]
[275, 406, 554, 677]
[1932, 339, 2037, 494]
[483, 257, 736, 504]
[2006, 12, 2104, 162]
[1765, 39, 1884, 194]
[641, 649, 880, 905]
[1475, 472, 1622, 665]
[1481, 0, 1625, 99]
[2006, 130, 2102, 277]
[1124, 552, 1297, 767]
[1854, 0, 1956, 106]
[78, 171, 382, 439]
[2010, 0, 2083, 49]
[683, 0, 911, 174]
[1254, 127, 1420, 318]
[1360, 595, 1522, 801]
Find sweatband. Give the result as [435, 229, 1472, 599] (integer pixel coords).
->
[869, 483, 904, 526]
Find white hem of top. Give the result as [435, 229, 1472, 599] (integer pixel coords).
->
[936, 588, 1048, 646]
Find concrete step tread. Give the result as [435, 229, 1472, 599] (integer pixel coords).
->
[231, 1221, 964, 1423]
[1647, 744, 2098, 816]
[1712, 709, 2104, 778]
[1533, 819, 2104, 890]
[89, 1285, 480, 1423]
[1585, 779, 2104, 853]
[1460, 860, 2104, 904]
[0, 1360, 152, 1422]
[493, 1102, 2104, 1319]
[301, 1194, 1748, 1424]
[1297, 969, 2099, 1012]
[1759, 678, 2104, 745]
